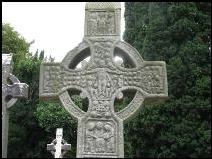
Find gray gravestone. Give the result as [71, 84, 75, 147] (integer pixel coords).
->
[39, 2, 168, 158]
[47, 128, 71, 158]
[2, 54, 28, 158]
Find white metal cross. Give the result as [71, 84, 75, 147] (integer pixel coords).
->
[47, 128, 71, 158]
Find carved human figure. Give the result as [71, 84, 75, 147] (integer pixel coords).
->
[98, 71, 108, 96]
[97, 13, 106, 34]
[94, 122, 106, 153]
[85, 122, 96, 152]
[103, 124, 115, 153]
[89, 13, 97, 35]
[106, 12, 115, 34]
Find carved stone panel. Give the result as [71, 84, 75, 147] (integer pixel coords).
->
[84, 119, 116, 154]
[77, 117, 122, 158]
[87, 11, 115, 36]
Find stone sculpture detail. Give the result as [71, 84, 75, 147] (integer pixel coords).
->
[87, 11, 115, 35]
[39, 2, 168, 158]
[84, 120, 115, 153]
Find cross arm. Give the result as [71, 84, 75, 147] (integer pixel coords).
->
[115, 61, 168, 121]
[47, 143, 55, 151]
[39, 63, 62, 99]
[5, 83, 28, 98]
[118, 61, 168, 99]
[39, 63, 90, 99]
[39, 63, 87, 118]
[62, 144, 71, 151]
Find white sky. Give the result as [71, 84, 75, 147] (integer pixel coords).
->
[2, 2, 125, 62]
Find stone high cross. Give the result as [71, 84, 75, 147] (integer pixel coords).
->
[47, 128, 71, 158]
[39, 2, 168, 158]
[2, 54, 28, 158]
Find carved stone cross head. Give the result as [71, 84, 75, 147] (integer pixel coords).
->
[40, 2, 168, 158]
[47, 128, 71, 158]
[2, 54, 28, 108]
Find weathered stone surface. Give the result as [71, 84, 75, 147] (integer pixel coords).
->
[2, 54, 29, 158]
[47, 128, 71, 158]
[39, 2, 168, 158]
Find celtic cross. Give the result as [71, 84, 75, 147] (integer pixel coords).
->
[39, 2, 168, 158]
[2, 54, 28, 158]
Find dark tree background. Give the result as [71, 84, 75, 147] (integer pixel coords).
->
[2, 24, 77, 158]
[123, 2, 211, 158]
[3, 23, 53, 158]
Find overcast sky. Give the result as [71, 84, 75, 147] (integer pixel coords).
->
[2, 2, 125, 62]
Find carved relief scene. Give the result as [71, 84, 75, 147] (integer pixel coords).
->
[84, 120, 116, 154]
[85, 68, 125, 118]
[87, 11, 115, 35]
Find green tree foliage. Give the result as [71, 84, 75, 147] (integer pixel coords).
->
[2, 23, 82, 157]
[2, 23, 30, 68]
[123, 2, 211, 158]
[35, 100, 78, 158]
[2, 23, 50, 158]
[3, 23, 79, 158]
